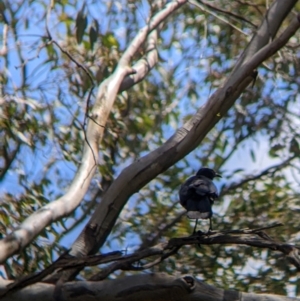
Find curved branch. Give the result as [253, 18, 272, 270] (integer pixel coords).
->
[220, 155, 297, 196]
[197, 0, 257, 28]
[231, 0, 297, 74]
[0, 0, 188, 263]
[70, 0, 299, 260]
[170, 224, 300, 271]
[119, 29, 159, 92]
[190, 0, 252, 35]
[99, 223, 300, 280]
[93, 223, 300, 281]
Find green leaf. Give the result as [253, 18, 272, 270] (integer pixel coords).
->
[250, 149, 256, 162]
[289, 137, 299, 155]
[89, 25, 98, 50]
[102, 32, 119, 48]
[75, 6, 88, 44]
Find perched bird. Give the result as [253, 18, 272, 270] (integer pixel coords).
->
[179, 167, 221, 234]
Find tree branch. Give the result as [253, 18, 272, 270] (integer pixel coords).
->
[220, 155, 297, 196]
[0, 273, 299, 301]
[0, 251, 122, 298]
[0, 0, 188, 263]
[89, 243, 179, 281]
[2, 223, 299, 297]
[197, 0, 257, 28]
[119, 26, 159, 92]
[92, 223, 300, 281]
[70, 0, 299, 263]
[168, 225, 300, 271]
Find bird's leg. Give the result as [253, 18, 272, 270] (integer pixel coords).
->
[209, 218, 213, 231]
[193, 219, 198, 235]
[193, 219, 203, 248]
[205, 218, 213, 235]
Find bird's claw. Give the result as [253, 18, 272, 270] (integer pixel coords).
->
[196, 230, 204, 236]
[205, 229, 215, 236]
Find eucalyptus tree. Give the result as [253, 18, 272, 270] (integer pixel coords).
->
[1, 0, 300, 299]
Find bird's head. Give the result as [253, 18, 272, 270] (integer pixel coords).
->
[196, 167, 222, 180]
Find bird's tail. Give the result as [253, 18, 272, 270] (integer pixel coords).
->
[185, 197, 212, 219]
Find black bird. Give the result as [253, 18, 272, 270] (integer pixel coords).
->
[179, 168, 221, 233]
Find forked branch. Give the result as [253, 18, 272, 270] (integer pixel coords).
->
[2, 223, 299, 298]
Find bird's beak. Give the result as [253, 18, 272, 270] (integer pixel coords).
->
[215, 173, 222, 178]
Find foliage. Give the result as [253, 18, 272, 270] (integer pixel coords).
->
[0, 0, 300, 296]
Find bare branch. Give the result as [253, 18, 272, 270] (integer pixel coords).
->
[120, 0, 186, 65]
[196, 0, 257, 28]
[119, 29, 159, 92]
[190, 0, 252, 35]
[168, 227, 300, 271]
[93, 223, 299, 280]
[220, 155, 297, 196]
[89, 243, 179, 281]
[231, 0, 297, 74]
[225, 14, 300, 88]
[221, 222, 283, 233]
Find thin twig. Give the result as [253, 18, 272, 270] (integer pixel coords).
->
[198, 0, 257, 28]
[221, 155, 297, 196]
[219, 222, 283, 234]
[45, 1, 97, 168]
[189, 0, 251, 36]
